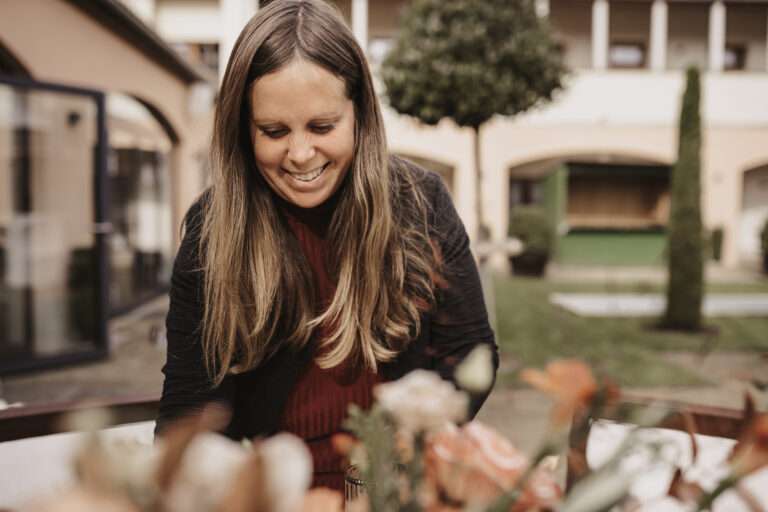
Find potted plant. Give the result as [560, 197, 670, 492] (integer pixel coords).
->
[508, 206, 554, 277]
[761, 217, 768, 274]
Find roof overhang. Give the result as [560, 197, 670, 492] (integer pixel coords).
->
[65, 0, 207, 84]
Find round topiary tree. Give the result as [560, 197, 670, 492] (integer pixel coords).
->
[381, 0, 566, 240]
[662, 67, 704, 331]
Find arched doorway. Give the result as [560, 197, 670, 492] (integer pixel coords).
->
[508, 154, 671, 266]
[739, 164, 768, 266]
[106, 93, 175, 314]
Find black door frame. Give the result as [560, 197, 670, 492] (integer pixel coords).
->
[0, 75, 110, 374]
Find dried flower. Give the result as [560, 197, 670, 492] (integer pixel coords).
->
[259, 433, 313, 512]
[454, 345, 495, 394]
[520, 359, 598, 425]
[299, 488, 343, 512]
[375, 370, 468, 434]
[730, 413, 768, 477]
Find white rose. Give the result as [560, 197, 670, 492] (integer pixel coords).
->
[375, 370, 468, 433]
[163, 433, 250, 512]
[260, 433, 313, 512]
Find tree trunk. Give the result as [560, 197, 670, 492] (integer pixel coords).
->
[473, 125, 489, 241]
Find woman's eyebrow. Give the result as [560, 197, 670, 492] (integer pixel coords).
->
[252, 111, 343, 124]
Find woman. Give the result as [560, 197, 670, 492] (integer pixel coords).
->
[156, 0, 498, 491]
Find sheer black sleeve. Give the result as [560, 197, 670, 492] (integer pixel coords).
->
[155, 198, 234, 436]
[427, 173, 499, 418]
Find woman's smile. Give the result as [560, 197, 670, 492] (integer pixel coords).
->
[283, 161, 331, 183]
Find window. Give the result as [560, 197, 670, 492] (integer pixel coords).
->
[172, 42, 219, 74]
[609, 42, 646, 69]
[510, 179, 544, 209]
[724, 45, 746, 71]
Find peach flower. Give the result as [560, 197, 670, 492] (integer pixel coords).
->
[520, 359, 598, 425]
[425, 421, 560, 509]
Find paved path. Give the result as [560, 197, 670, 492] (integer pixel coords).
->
[551, 293, 768, 317]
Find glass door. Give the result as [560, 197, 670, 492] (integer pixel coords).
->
[0, 77, 108, 374]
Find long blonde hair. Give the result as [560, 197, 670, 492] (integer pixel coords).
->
[202, 0, 440, 385]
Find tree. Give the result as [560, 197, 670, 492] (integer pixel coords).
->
[381, 0, 566, 240]
[662, 67, 704, 330]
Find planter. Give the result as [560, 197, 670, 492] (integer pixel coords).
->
[509, 252, 549, 277]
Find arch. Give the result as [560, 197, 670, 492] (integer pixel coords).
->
[737, 162, 768, 265]
[505, 151, 669, 179]
[0, 39, 32, 79]
[127, 94, 181, 145]
[105, 92, 176, 315]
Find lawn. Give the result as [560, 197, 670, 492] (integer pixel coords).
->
[492, 274, 768, 388]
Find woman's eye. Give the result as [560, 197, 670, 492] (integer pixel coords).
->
[261, 128, 288, 139]
[311, 124, 334, 134]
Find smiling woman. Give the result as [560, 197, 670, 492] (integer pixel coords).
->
[156, 0, 498, 493]
[250, 58, 355, 207]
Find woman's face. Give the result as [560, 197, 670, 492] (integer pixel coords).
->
[250, 58, 356, 208]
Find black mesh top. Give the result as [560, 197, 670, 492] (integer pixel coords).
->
[155, 158, 498, 439]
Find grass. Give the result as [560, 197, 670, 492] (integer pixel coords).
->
[492, 274, 768, 388]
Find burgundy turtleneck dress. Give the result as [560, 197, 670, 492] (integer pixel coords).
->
[275, 193, 380, 491]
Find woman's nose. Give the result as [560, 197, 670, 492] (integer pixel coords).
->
[287, 135, 316, 168]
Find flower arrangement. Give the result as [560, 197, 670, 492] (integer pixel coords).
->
[20, 347, 768, 512]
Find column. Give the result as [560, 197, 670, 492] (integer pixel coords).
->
[592, 0, 610, 70]
[765, 8, 768, 71]
[535, 0, 550, 18]
[352, 0, 369, 52]
[649, 0, 668, 71]
[708, 0, 726, 72]
[220, 0, 258, 80]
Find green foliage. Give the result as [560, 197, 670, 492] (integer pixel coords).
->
[663, 67, 704, 331]
[343, 405, 401, 511]
[508, 206, 554, 256]
[381, 0, 566, 129]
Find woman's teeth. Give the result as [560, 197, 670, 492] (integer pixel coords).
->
[287, 163, 329, 183]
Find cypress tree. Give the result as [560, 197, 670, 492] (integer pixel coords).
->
[662, 67, 704, 330]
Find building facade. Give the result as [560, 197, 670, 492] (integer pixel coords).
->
[121, 0, 768, 270]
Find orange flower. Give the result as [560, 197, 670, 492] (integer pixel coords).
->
[520, 359, 598, 424]
[730, 413, 768, 477]
[424, 421, 560, 509]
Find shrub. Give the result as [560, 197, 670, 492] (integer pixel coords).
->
[508, 207, 554, 276]
[508, 207, 554, 255]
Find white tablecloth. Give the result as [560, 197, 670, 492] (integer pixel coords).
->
[0, 421, 155, 509]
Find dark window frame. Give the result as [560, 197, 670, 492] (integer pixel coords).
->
[0, 75, 109, 375]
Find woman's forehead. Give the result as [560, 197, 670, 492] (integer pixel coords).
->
[250, 59, 349, 122]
